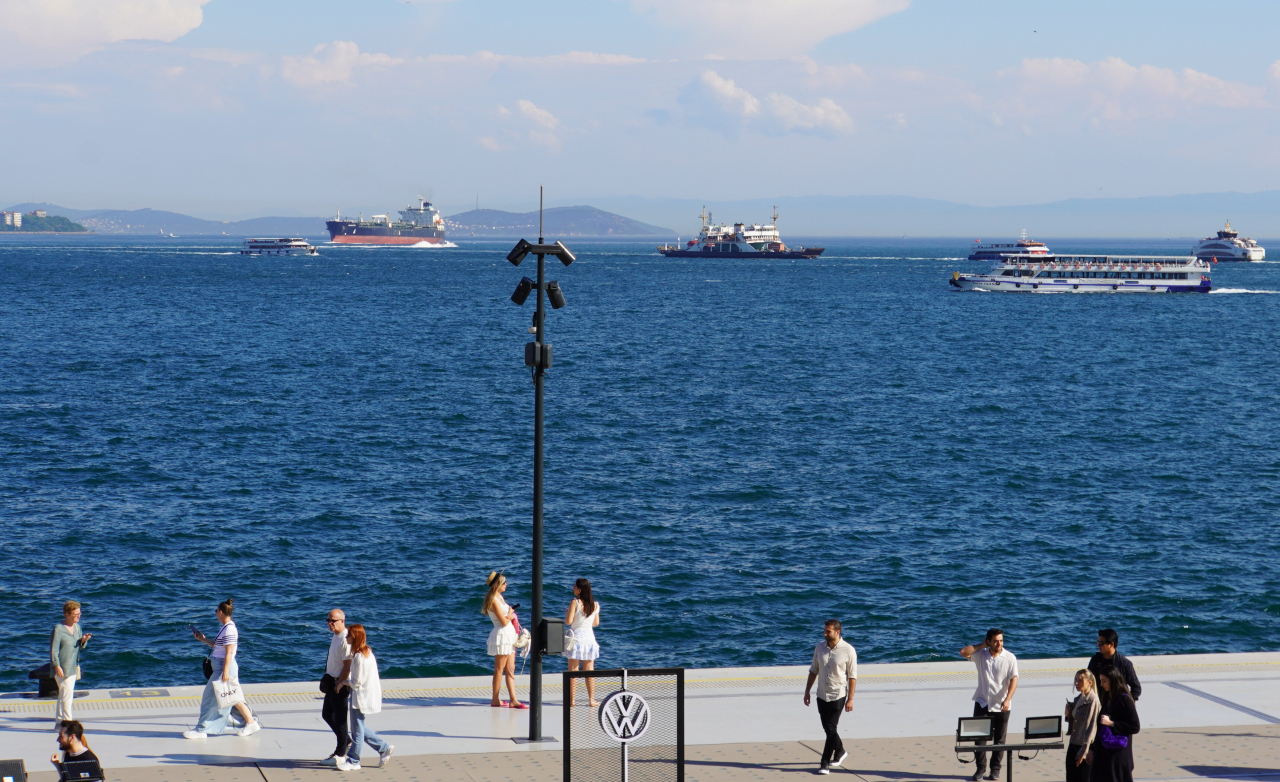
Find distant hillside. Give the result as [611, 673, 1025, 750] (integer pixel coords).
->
[0, 213, 88, 233]
[445, 206, 674, 237]
[4, 203, 327, 236]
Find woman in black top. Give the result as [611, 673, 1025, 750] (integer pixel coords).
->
[1089, 668, 1140, 782]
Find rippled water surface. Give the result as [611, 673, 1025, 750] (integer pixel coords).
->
[2, 235, 1278, 691]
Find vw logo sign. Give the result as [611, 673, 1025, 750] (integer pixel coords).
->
[599, 691, 651, 743]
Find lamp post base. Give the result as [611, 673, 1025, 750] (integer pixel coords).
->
[512, 736, 559, 744]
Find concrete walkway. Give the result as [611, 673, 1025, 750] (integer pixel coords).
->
[3, 652, 1277, 781]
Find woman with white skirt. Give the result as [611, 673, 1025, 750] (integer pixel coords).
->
[337, 624, 394, 771]
[184, 598, 259, 738]
[484, 571, 525, 709]
[564, 578, 601, 707]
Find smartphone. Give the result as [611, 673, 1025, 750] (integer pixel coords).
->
[510, 604, 521, 611]
[189, 624, 200, 635]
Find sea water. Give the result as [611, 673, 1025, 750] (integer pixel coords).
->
[1, 236, 1277, 690]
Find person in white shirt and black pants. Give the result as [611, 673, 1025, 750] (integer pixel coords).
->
[960, 628, 1019, 781]
[803, 619, 857, 775]
[321, 609, 354, 766]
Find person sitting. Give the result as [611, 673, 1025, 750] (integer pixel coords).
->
[51, 720, 103, 781]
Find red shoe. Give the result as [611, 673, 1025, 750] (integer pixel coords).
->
[491, 701, 509, 708]
[511, 702, 529, 710]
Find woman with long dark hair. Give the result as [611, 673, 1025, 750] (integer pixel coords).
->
[564, 578, 601, 707]
[185, 599, 259, 738]
[336, 624, 394, 771]
[1089, 668, 1140, 782]
[1065, 669, 1099, 782]
[483, 572, 524, 709]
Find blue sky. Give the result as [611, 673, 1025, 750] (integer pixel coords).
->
[2, 0, 1279, 219]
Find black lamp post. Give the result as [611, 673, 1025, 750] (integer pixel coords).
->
[506, 189, 575, 743]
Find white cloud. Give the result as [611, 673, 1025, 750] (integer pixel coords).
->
[683, 70, 853, 136]
[476, 136, 506, 151]
[281, 42, 403, 87]
[1006, 57, 1267, 120]
[514, 100, 561, 149]
[1270, 60, 1280, 82]
[0, 0, 211, 69]
[630, 0, 910, 57]
[418, 50, 646, 67]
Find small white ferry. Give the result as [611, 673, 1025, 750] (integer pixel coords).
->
[968, 231, 1053, 261]
[240, 238, 318, 256]
[951, 255, 1211, 293]
[1192, 221, 1264, 262]
[658, 207, 823, 258]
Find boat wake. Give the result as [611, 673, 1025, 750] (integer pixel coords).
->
[1209, 288, 1280, 294]
[411, 241, 458, 248]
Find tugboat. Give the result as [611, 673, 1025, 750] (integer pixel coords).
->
[326, 196, 447, 245]
[658, 207, 823, 258]
[1191, 221, 1264, 262]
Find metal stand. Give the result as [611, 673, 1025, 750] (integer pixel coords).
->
[957, 742, 1063, 782]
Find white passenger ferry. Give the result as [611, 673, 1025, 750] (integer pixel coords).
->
[1191, 221, 1264, 262]
[968, 231, 1053, 261]
[240, 238, 318, 256]
[950, 255, 1211, 293]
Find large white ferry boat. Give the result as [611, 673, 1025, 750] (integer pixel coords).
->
[1191, 221, 1264, 262]
[968, 231, 1053, 261]
[658, 207, 823, 259]
[951, 255, 1211, 293]
[241, 238, 318, 256]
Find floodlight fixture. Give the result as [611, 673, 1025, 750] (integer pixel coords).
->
[512, 276, 535, 305]
[546, 280, 566, 309]
[554, 241, 575, 266]
[956, 716, 994, 743]
[507, 238, 533, 266]
[1024, 716, 1062, 741]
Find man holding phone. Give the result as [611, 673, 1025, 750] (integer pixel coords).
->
[50, 601, 91, 729]
[960, 629, 1019, 781]
[321, 609, 353, 766]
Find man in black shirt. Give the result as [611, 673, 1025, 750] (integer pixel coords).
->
[51, 720, 103, 781]
[1088, 628, 1142, 701]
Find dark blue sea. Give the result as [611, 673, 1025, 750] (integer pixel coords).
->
[2, 235, 1278, 691]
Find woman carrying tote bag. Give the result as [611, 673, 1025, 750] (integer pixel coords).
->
[184, 599, 260, 738]
[337, 624, 394, 771]
[1089, 668, 1140, 782]
[563, 578, 601, 708]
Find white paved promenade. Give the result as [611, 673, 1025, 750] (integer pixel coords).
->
[2, 652, 1277, 780]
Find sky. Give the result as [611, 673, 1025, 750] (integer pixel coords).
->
[2, 0, 1280, 220]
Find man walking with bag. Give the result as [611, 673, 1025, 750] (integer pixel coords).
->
[803, 620, 857, 775]
[960, 629, 1019, 781]
[322, 609, 353, 766]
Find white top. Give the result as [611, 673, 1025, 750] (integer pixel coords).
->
[326, 629, 352, 678]
[971, 647, 1019, 709]
[212, 621, 238, 659]
[569, 599, 600, 630]
[810, 639, 857, 701]
[349, 651, 382, 714]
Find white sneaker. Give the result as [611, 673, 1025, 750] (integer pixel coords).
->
[336, 758, 362, 771]
[238, 720, 261, 737]
[834, 751, 849, 768]
[321, 755, 345, 767]
[378, 745, 395, 768]
[817, 768, 830, 776]
[182, 730, 207, 739]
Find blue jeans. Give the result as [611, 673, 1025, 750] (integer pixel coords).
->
[195, 657, 245, 735]
[347, 705, 389, 763]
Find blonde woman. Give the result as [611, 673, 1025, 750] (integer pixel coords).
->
[185, 599, 259, 738]
[1065, 669, 1100, 782]
[564, 578, 601, 707]
[483, 572, 524, 709]
[336, 624, 393, 771]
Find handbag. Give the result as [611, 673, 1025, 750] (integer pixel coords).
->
[1098, 725, 1129, 751]
[211, 679, 245, 710]
[563, 627, 577, 655]
[202, 656, 213, 680]
[319, 673, 336, 695]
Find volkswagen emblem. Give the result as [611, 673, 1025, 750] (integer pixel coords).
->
[599, 691, 650, 743]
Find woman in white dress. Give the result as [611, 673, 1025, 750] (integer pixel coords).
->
[564, 578, 601, 707]
[483, 572, 525, 709]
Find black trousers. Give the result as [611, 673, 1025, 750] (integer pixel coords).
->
[817, 697, 846, 767]
[322, 688, 351, 756]
[972, 703, 1009, 775]
[1066, 743, 1091, 782]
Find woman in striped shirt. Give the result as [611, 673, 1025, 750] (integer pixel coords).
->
[184, 598, 260, 738]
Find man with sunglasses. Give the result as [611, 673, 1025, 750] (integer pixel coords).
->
[321, 609, 353, 766]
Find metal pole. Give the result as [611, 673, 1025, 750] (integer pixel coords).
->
[529, 210, 546, 742]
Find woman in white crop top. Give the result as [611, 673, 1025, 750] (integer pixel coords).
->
[564, 578, 601, 707]
[185, 598, 259, 738]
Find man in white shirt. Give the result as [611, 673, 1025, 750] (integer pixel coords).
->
[960, 629, 1019, 781]
[322, 609, 353, 766]
[803, 620, 857, 775]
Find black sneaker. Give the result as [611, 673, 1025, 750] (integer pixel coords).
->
[971, 771, 984, 781]
[986, 772, 1001, 780]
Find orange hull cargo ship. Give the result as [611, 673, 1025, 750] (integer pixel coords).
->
[326, 196, 447, 245]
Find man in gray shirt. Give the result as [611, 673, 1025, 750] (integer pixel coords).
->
[804, 620, 857, 775]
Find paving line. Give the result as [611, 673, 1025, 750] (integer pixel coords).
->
[1163, 682, 1280, 725]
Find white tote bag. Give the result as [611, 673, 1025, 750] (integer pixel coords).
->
[211, 679, 245, 710]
